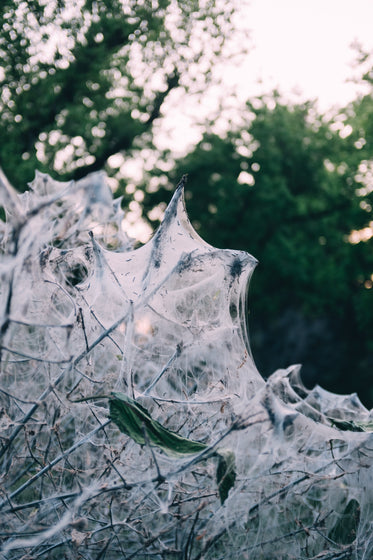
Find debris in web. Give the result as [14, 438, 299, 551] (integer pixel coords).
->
[0, 170, 372, 559]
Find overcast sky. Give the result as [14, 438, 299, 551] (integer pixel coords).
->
[236, 0, 373, 109]
[155, 0, 373, 156]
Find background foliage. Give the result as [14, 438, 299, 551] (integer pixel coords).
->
[1, 0, 372, 405]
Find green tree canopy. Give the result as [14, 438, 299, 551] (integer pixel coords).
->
[0, 0, 242, 189]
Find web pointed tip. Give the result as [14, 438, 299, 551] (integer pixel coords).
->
[176, 174, 188, 192]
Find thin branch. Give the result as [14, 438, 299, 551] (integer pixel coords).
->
[0, 419, 111, 509]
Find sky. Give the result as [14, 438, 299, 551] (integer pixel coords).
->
[154, 0, 373, 157]
[233, 0, 373, 110]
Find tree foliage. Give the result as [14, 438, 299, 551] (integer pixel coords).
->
[0, 0, 241, 189]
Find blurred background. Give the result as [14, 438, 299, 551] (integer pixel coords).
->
[1, 0, 372, 406]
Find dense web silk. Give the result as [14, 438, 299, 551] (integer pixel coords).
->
[0, 170, 372, 559]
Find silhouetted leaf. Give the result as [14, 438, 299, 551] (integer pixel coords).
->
[328, 499, 360, 544]
[328, 417, 373, 432]
[216, 449, 236, 504]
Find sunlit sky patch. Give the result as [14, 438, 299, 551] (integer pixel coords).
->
[236, 0, 373, 109]
[156, 0, 373, 154]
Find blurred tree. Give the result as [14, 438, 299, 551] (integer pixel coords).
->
[142, 95, 373, 406]
[0, 0, 243, 190]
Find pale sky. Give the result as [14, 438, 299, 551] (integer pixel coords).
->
[235, 0, 373, 109]
[154, 0, 373, 156]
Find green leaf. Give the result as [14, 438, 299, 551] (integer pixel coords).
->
[216, 449, 236, 504]
[109, 392, 237, 503]
[328, 499, 360, 544]
[109, 392, 207, 458]
[328, 417, 373, 432]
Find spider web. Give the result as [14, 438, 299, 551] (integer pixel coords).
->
[0, 170, 372, 559]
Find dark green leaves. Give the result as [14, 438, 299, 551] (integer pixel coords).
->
[109, 391, 207, 458]
[216, 450, 236, 505]
[328, 417, 373, 432]
[109, 391, 236, 503]
[328, 499, 360, 544]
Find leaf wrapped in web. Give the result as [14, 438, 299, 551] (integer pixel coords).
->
[109, 391, 207, 458]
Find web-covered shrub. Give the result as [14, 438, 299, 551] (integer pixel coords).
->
[0, 170, 372, 559]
